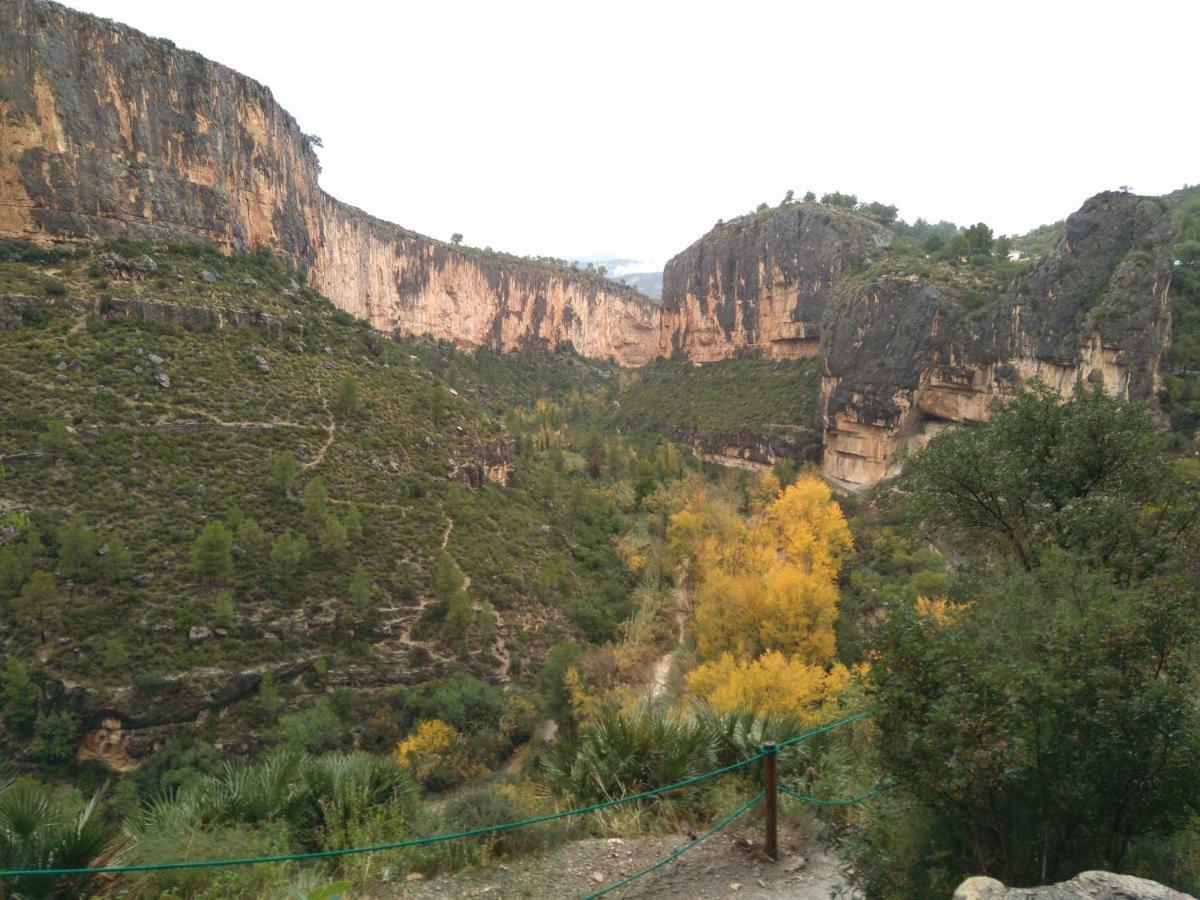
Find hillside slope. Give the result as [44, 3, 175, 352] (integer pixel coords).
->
[0, 239, 637, 763]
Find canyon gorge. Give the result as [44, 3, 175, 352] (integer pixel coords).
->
[0, 0, 1180, 488]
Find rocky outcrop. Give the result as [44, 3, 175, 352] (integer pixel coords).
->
[661, 193, 1176, 488]
[0, 0, 658, 364]
[660, 203, 891, 362]
[954, 871, 1192, 899]
[820, 192, 1173, 486]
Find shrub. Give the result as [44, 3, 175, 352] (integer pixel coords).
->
[395, 719, 483, 791]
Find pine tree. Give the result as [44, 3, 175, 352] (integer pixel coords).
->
[343, 504, 364, 541]
[96, 534, 132, 584]
[212, 589, 236, 627]
[347, 566, 372, 608]
[13, 571, 60, 643]
[190, 521, 234, 584]
[271, 532, 309, 580]
[1, 657, 39, 734]
[302, 477, 327, 531]
[333, 375, 362, 418]
[56, 514, 97, 580]
[268, 451, 299, 496]
[319, 514, 349, 566]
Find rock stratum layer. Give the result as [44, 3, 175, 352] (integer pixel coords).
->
[0, 0, 658, 364]
[662, 194, 1176, 487]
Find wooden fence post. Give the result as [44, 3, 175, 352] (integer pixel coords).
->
[763, 740, 778, 860]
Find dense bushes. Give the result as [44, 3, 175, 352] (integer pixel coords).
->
[847, 385, 1200, 896]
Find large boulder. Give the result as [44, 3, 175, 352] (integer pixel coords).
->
[954, 871, 1193, 899]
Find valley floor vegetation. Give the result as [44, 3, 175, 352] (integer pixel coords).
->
[1, 241, 1198, 898]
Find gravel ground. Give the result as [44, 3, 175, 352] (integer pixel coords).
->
[384, 823, 857, 899]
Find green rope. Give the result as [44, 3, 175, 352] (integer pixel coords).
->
[1, 751, 764, 879]
[2, 710, 872, 880]
[773, 710, 870, 750]
[582, 790, 765, 899]
[779, 784, 881, 806]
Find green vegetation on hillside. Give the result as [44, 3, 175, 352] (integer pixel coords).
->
[616, 355, 821, 441]
[1157, 188, 1200, 438]
[0, 241, 666, 768]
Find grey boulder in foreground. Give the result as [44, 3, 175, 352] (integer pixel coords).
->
[955, 871, 1194, 900]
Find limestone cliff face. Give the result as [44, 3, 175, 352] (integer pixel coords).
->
[0, 0, 658, 364]
[662, 193, 1176, 488]
[660, 204, 891, 361]
[820, 192, 1173, 486]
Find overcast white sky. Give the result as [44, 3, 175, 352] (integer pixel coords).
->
[64, 0, 1199, 267]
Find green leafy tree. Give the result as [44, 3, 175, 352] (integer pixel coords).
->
[0, 537, 35, 598]
[56, 514, 97, 580]
[333, 375, 362, 418]
[268, 451, 299, 496]
[904, 383, 1187, 575]
[212, 589, 236, 628]
[347, 566, 372, 609]
[13, 571, 60, 644]
[31, 710, 80, 764]
[343, 504, 364, 541]
[444, 592, 474, 646]
[964, 221, 994, 256]
[858, 558, 1200, 893]
[922, 231, 946, 254]
[235, 519, 268, 562]
[190, 521, 234, 584]
[319, 514, 349, 566]
[96, 534, 132, 584]
[302, 477, 328, 531]
[1, 657, 39, 734]
[271, 532, 309, 580]
[432, 551, 463, 600]
[850, 384, 1200, 894]
[820, 191, 858, 209]
[861, 200, 898, 224]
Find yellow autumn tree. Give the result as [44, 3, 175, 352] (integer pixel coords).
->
[394, 719, 482, 790]
[678, 472, 855, 720]
[687, 650, 851, 721]
[689, 473, 851, 664]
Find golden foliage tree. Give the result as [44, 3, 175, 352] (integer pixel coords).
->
[674, 473, 854, 719]
[394, 719, 482, 789]
[686, 650, 851, 719]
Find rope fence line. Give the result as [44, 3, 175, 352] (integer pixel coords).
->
[0, 751, 768, 879]
[0, 710, 874, 894]
[779, 784, 883, 806]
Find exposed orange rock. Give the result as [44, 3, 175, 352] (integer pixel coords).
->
[0, 0, 659, 365]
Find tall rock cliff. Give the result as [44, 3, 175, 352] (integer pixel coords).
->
[661, 193, 1176, 487]
[0, 0, 659, 364]
[660, 204, 891, 361]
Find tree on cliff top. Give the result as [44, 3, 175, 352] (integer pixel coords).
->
[820, 191, 858, 209]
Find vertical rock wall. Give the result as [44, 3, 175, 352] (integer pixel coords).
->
[0, 0, 659, 364]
